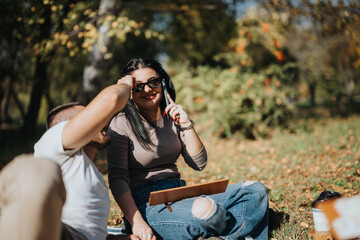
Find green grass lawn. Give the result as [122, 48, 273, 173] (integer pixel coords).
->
[105, 114, 360, 239]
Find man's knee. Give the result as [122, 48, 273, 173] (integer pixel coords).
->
[1, 154, 66, 203]
[0, 155, 66, 240]
[6, 154, 60, 175]
[24, 156, 65, 201]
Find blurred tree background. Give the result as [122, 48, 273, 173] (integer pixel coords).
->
[1, 0, 359, 167]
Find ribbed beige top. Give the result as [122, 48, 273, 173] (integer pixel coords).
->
[107, 112, 207, 199]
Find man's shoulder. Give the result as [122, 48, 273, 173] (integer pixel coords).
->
[34, 121, 73, 160]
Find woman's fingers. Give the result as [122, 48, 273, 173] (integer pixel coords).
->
[146, 233, 154, 240]
[167, 92, 175, 104]
[163, 93, 190, 125]
[138, 232, 155, 240]
[164, 103, 176, 115]
[128, 234, 140, 240]
[171, 107, 182, 120]
[164, 104, 180, 120]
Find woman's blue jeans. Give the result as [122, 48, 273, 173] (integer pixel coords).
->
[124, 178, 268, 240]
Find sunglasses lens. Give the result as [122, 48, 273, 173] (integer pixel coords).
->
[133, 83, 144, 92]
[148, 79, 161, 88]
[133, 79, 160, 92]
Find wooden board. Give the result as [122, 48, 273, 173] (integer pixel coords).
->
[148, 179, 229, 206]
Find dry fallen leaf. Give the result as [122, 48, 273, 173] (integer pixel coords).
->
[278, 203, 286, 208]
[300, 222, 309, 228]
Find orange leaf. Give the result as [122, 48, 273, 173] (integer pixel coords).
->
[235, 45, 245, 55]
[278, 203, 286, 208]
[274, 50, 285, 62]
[194, 97, 204, 104]
[274, 38, 281, 48]
[265, 77, 271, 85]
[260, 22, 270, 33]
[246, 32, 253, 40]
[300, 222, 309, 228]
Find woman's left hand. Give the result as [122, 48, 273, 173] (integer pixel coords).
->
[164, 93, 192, 128]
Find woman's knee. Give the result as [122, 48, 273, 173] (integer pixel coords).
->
[244, 181, 267, 193]
[191, 196, 217, 220]
[244, 181, 268, 206]
[191, 196, 228, 234]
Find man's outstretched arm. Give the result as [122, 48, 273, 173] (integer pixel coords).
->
[62, 76, 134, 150]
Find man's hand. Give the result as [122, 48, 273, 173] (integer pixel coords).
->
[117, 75, 135, 90]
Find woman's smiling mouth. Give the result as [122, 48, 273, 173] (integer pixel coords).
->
[142, 94, 156, 100]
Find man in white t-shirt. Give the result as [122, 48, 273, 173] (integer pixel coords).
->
[0, 76, 135, 240]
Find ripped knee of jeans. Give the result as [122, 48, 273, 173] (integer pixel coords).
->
[191, 195, 217, 220]
[191, 196, 229, 235]
[243, 180, 257, 186]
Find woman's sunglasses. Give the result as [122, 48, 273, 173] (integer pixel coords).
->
[132, 78, 162, 92]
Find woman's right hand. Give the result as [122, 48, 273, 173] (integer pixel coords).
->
[115, 193, 156, 240]
[132, 215, 156, 240]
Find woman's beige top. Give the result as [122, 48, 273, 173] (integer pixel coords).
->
[107, 112, 207, 199]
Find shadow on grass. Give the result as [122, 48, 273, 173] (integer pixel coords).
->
[269, 208, 290, 238]
[293, 99, 360, 119]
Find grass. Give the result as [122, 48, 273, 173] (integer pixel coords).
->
[1, 110, 359, 239]
[192, 114, 359, 239]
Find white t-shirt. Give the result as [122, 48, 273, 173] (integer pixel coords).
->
[34, 121, 110, 240]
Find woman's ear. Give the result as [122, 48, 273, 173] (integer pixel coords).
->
[130, 91, 133, 99]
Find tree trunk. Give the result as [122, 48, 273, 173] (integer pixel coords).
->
[344, 69, 355, 104]
[45, 91, 55, 114]
[1, 76, 11, 129]
[21, 7, 52, 137]
[21, 56, 49, 137]
[77, 0, 119, 105]
[309, 81, 316, 107]
[10, 86, 25, 121]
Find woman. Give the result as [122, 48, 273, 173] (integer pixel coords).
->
[107, 58, 269, 240]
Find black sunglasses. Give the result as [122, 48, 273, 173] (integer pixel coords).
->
[132, 78, 162, 92]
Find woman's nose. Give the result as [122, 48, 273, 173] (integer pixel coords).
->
[144, 84, 152, 92]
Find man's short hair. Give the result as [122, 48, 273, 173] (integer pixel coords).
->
[46, 102, 83, 130]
